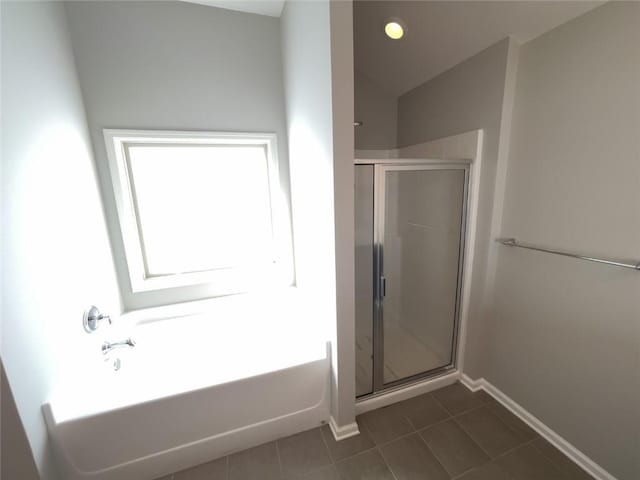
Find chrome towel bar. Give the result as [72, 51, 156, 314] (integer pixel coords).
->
[496, 238, 640, 271]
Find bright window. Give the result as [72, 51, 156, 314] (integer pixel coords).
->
[104, 130, 291, 294]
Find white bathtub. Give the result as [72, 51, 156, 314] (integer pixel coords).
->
[43, 299, 330, 480]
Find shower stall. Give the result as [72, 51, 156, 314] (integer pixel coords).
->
[355, 161, 469, 397]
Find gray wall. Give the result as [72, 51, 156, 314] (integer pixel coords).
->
[397, 38, 509, 148]
[64, 0, 290, 311]
[488, 3, 640, 478]
[397, 38, 513, 377]
[354, 70, 397, 149]
[1, 2, 121, 480]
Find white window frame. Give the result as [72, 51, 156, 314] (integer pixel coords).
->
[103, 129, 291, 294]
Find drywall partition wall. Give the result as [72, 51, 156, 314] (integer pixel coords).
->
[396, 38, 515, 377]
[1, 2, 121, 480]
[64, 1, 291, 311]
[488, 3, 640, 478]
[329, 0, 357, 434]
[354, 69, 398, 149]
[280, 0, 357, 435]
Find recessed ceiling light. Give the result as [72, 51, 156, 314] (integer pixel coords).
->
[384, 19, 406, 40]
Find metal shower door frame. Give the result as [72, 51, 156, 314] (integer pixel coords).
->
[371, 162, 471, 395]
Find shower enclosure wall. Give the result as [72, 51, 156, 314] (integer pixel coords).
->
[355, 161, 469, 397]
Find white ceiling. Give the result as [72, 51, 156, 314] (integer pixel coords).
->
[184, 0, 284, 17]
[354, 1, 605, 96]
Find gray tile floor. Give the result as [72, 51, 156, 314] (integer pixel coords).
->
[157, 382, 593, 480]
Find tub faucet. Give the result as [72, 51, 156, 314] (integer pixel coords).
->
[102, 338, 136, 355]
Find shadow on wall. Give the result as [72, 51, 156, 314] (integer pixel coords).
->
[1, 362, 41, 480]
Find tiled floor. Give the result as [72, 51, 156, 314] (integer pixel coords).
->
[157, 382, 593, 480]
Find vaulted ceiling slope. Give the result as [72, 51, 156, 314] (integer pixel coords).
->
[355, 0, 605, 96]
[184, 0, 284, 17]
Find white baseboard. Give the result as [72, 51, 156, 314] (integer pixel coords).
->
[355, 371, 459, 415]
[460, 374, 616, 480]
[328, 416, 360, 441]
[459, 374, 484, 392]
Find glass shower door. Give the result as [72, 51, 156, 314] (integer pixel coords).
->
[377, 165, 467, 387]
[355, 165, 375, 396]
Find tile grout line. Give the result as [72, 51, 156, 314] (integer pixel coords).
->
[421, 389, 511, 478]
[400, 398, 421, 433]
[332, 417, 383, 470]
[318, 424, 334, 463]
[363, 401, 420, 480]
[318, 423, 338, 469]
[428, 389, 517, 473]
[431, 388, 495, 418]
[412, 427, 455, 479]
[355, 393, 462, 468]
[274, 439, 285, 480]
[452, 402, 536, 463]
[447, 400, 548, 478]
[419, 391, 455, 425]
[528, 438, 584, 479]
[338, 422, 452, 476]
[375, 444, 401, 480]
[451, 409, 499, 461]
[491, 437, 538, 462]
[447, 439, 540, 480]
[430, 391, 458, 416]
[442, 439, 535, 480]
[337, 445, 379, 462]
[357, 412, 376, 440]
[414, 411, 455, 434]
[358, 389, 458, 448]
[414, 429, 457, 479]
[471, 437, 563, 480]
[364, 387, 492, 478]
[398, 393, 455, 479]
[360, 386, 572, 480]
[450, 462, 518, 480]
[278, 428, 337, 479]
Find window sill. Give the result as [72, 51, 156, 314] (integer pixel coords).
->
[119, 286, 308, 326]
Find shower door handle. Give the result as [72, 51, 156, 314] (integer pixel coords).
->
[380, 276, 386, 297]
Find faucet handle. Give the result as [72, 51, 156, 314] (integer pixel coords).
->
[83, 305, 112, 333]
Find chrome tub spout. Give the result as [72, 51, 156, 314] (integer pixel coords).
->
[102, 338, 136, 355]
